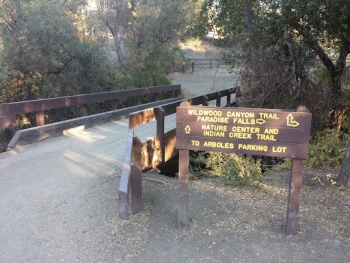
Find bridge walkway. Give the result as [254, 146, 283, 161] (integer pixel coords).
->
[0, 114, 176, 262]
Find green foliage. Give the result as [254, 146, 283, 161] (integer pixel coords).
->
[194, 0, 350, 130]
[271, 158, 292, 172]
[0, 126, 20, 152]
[126, 45, 185, 87]
[206, 152, 264, 188]
[189, 152, 207, 173]
[306, 129, 350, 169]
[0, 0, 115, 103]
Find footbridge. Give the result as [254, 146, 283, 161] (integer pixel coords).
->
[0, 85, 235, 262]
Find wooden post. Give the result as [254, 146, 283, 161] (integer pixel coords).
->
[0, 115, 16, 129]
[285, 159, 303, 235]
[191, 62, 194, 73]
[36, 111, 45, 126]
[178, 149, 190, 230]
[226, 91, 231, 107]
[79, 104, 88, 117]
[155, 107, 165, 163]
[119, 130, 134, 219]
[130, 164, 143, 214]
[111, 100, 118, 110]
[285, 105, 309, 235]
[216, 92, 221, 107]
[202, 95, 209, 106]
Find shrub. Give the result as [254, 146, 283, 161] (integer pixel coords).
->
[306, 129, 350, 169]
[0, 127, 20, 152]
[206, 152, 264, 188]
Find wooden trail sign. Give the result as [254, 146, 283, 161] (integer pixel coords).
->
[176, 102, 312, 235]
[176, 105, 312, 159]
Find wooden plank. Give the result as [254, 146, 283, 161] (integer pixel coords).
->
[176, 106, 312, 129]
[176, 137, 309, 159]
[0, 115, 16, 129]
[130, 164, 143, 214]
[119, 130, 134, 219]
[129, 88, 236, 128]
[129, 108, 156, 129]
[1, 85, 181, 115]
[176, 105, 312, 159]
[286, 159, 303, 234]
[176, 123, 310, 144]
[178, 149, 189, 230]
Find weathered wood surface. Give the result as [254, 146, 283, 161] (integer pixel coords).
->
[0, 85, 181, 129]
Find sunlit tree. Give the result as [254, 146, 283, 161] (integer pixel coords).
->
[0, 0, 114, 102]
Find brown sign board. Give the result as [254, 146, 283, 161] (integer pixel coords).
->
[176, 103, 312, 235]
[176, 105, 312, 159]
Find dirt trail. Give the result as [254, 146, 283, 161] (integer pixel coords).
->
[119, 172, 350, 263]
[170, 40, 240, 97]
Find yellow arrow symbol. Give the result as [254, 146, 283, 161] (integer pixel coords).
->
[256, 119, 266, 125]
[287, 114, 299, 127]
[185, 125, 191, 134]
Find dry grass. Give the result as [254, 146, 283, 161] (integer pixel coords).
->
[115, 169, 350, 261]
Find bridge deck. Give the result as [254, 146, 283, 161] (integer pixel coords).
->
[0, 115, 176, 262]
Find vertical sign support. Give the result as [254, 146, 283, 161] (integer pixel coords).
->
[178, 149, 190, 230]
[285, 159, 303, 235]
[285, 106, 308, 235]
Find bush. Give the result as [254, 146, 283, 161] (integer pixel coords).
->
[0, 127, 20, 152]
[206, 152, 264, 187]
[306, 129, 350, 169]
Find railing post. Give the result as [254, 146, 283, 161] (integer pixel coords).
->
[226, 91, 232, 107]
[79, 104, 88, 117]
[191, 62, 194, 73]
[36, 111, 45, 126]
[155, 107, 165, 163]
[111, 100, 118, 110]
[0, 115, 16, 129]
[216, 91, 221, 107]
[202, 95, 209, 106]
[0, 104, 16, 129]
[153, 93, 159, 102]
[175, 86, 181, 97]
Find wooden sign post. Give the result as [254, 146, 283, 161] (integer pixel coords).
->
[176, 101, 312, 235]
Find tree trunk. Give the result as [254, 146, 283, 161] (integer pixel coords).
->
[242, 0, 254, 48]
[336, 140, 350, 187]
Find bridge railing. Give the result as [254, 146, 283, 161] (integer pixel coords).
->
[0, 85, 181, 129]
[119, 87, 236, 219]
[182, 58, 234, 73]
